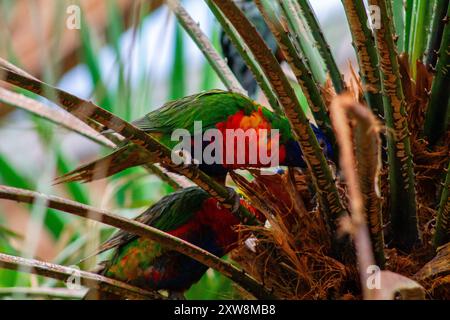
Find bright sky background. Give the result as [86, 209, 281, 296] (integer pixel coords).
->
[59, 0, 349, 106]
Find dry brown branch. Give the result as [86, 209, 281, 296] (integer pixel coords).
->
[0, 253, 162, 300]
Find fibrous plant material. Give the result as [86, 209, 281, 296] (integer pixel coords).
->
[415, 242, 450, 298]
[368, 0, 420, 251]
[230, 170, 355, 299]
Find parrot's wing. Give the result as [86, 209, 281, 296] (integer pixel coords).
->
[81, 187, 210, 261]
[131, 90, 255, 134]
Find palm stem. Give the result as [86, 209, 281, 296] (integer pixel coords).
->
[204, 0, 282, 114]
[295, 0, 346, 93]
[341, 0, 385, 117]
[278, 0, 327, 85]
[433, 163, 450, 248]
[425, 0, 449, 70]
[368, 0, 420, 251]
[390, 0, 405, 52]
[409, 0, 433, 77]
[255, 0, 337, 157]
[423, 4, 450, 145]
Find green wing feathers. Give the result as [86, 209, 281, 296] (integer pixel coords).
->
[54, 144, 149, 184]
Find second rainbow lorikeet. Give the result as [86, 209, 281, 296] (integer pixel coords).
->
[55, 90, 333, 185]
[83, 187, 262, 300]
[220, 0, 283, 97]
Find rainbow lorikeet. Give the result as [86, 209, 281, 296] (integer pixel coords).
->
[220, 0, 283, 97]
[55, 90, 332, 185]
[83, 187, 262, 300]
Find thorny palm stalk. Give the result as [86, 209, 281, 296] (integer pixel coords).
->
[277, 0, 327, 85]
[424, 0, 449, 70]
[423, 3, 450, 146]
[294, 0, 346, 94]
[434, 162, 450, 248]
[211, 0, 352, 261]
[341, 0, 384, 117]
[368, 0, 420, 251]
[204, 0, 282, 113]
[254, 0, 337, 156]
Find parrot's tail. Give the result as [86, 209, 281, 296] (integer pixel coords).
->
[54, 144, 148, 184]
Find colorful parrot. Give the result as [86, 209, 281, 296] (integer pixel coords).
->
[220, 0, 283, 97]
[83, 186, 262, 300]
[55, 90, 333, 185]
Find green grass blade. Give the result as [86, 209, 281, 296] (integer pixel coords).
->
[170, 24, 186, 99]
